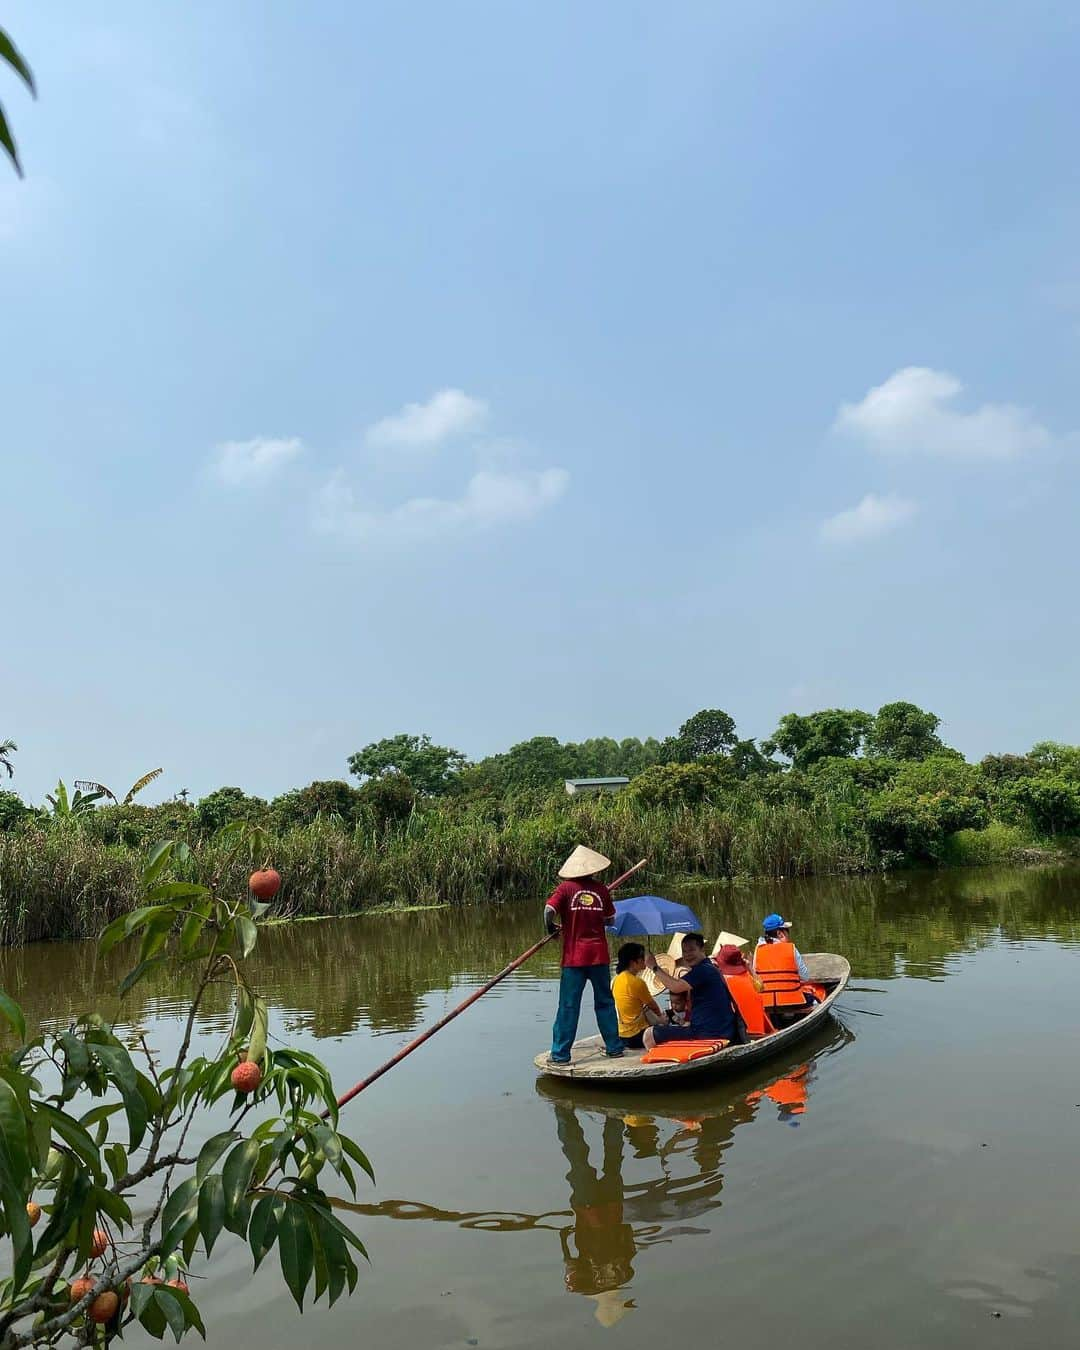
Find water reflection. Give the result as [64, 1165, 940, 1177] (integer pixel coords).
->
[4, 865, 1079, 1045]
[336, 1024, 852, 1325]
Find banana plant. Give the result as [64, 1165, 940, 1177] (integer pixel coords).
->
[73, 768, 163, 806]
[45, 781, 105, 819]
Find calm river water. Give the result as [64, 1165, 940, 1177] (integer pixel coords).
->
[5, 865, 1080, 1349]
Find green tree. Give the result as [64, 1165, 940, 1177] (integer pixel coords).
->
[0, 740, 15, 780]
[0, 832, 370, 1346]
[0, 26, 34, 176]
[0, 790, 28, 831]
[865, 702, 944, 761]
[1028, 742, 1080, 778]
[675, 709, 738, 759]
[763, 709, 873, 771]
[356, 774, 415, 828]
[193, 787, 268, 835]
[348, 734, 465, 796]
[628, 759, 734, 808]
[866, 754, 989, 860]
[271, 780, 363, 830]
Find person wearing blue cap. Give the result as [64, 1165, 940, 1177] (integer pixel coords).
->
[753, 914, 811, 982]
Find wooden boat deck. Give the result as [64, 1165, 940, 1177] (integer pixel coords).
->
[533, 953, 850, 1084]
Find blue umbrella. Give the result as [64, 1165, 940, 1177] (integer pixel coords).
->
[606, 895, 703, 937]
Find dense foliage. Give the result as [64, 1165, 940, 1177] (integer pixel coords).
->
[0, 831, 370, 1346]
[0, 703, 1077, 944]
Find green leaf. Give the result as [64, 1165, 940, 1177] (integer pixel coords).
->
[0, 102, 21, 178]
[119, 956, 167, 997]
[234, 915, 257, 959]
[247, 1193, 282, 1272]
[312, 1124, 343, 1175]
[340, 1135, 375, 1184]
[138, 917, 175, 965]
[155, 1286, 186, 1343]
[277, 1198, 315, 1310]
[104, 1143, 127, 1187]
[0, 991, 26, 1043]
[0, 28, 36, 96]
[179, 902, 211, 956]
[141, 841, 174, 888]
[135, 1286, 169, 1341]
[158, 1285, 205, 1342]
[57, 1031, 90, 1088]
[0, 1078, 31, 1184]
[40, 1106, 103, 1182]
[94, 1183, 132, 1228]
[233, 986, 254, 1045]
[221, 1139, 259, 1233]
[318, 1206, 369, 1261]
[97, 913, 131, 958]
[197, 1173, 225, 1256]
[91, 1045, 148, 1150]
[144, 882, 210, 904]
[196, 1131, 238, 1184]
[160, 1176, 199, 1253]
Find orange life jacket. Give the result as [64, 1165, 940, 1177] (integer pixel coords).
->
[640, 1039, 729, 1064]
[721, 970, 775, 1036]
[754, 942, 806, 1008]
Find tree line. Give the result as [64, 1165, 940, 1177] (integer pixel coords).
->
[3, 701, 1080, 868]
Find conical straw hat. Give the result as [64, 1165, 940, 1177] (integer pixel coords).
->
[558, 845, 612, 879]
[711, 930, 748, 956]
[666, 931, 688, 959]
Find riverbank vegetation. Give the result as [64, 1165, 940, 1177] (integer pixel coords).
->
[2, 702, 1080, 945]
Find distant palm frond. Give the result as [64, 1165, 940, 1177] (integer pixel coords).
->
[0, 738, 16, 779]
[0, 26, 35, 178]
[124, 768, 163, 804]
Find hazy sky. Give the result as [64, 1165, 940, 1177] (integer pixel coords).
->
[3, 1, 1079, 804]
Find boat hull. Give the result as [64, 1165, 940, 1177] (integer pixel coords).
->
[533, 953, 850, 1085]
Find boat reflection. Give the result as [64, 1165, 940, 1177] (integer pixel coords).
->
[334, 1022, 853, 1324]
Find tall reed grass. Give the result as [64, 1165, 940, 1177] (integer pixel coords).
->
[0, 792, 880, 946]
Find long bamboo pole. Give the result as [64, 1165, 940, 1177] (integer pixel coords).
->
[331, 857, 648, 1110]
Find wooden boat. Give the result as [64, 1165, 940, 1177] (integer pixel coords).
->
[533, 953, 850, 1085]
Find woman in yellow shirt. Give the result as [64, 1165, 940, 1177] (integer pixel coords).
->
[611, 943, 665, 1049]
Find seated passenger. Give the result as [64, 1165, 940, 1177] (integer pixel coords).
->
[611, 944, 665, 1049]
[667, 989, 690, 1026]
[642, 934, 741, 1048]
[752, 914, 817, 1012]
[714, 944, 774, 1037]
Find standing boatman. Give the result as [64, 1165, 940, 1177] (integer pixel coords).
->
[545, 845, 624, 1064]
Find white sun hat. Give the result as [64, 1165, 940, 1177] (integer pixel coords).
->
[711, 931, 749, 956]
[558, 845, 612, 879]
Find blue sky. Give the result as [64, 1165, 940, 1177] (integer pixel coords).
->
[2, 0, 1079, 804]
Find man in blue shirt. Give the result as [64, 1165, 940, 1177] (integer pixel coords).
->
[643, 934, 741, 1047]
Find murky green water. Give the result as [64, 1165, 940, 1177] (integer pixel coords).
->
[6, 865, 1080, 1348]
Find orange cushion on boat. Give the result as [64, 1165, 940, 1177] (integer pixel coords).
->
[640, 1039, 729, 1064]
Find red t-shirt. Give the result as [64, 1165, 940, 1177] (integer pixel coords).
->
[546, 879, 615, 968]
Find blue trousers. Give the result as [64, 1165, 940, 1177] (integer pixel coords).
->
[551, 964, 622, 1061]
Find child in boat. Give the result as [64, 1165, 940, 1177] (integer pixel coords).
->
[667, 990, 690, 1026]
[611, 944, 666, 1049]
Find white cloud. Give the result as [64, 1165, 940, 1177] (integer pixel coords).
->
[313, 466, 569, 544]
[365, 389, 488, 451]
[210, 437, 303, 485]
[821, 493, 917, 545]
[834, 367, 1052, 459]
